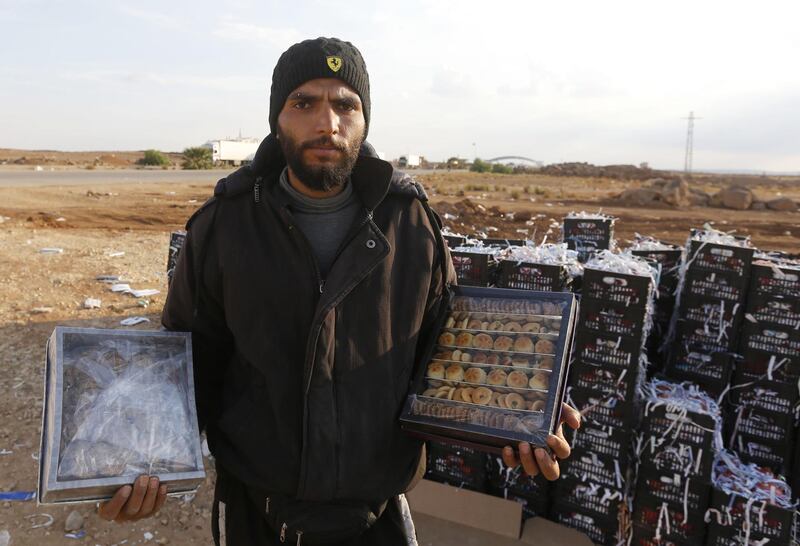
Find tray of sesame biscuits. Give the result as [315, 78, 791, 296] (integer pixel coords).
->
[400, 286, 578, 452]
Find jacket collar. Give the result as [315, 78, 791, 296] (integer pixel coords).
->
[253, 134, 394, 212]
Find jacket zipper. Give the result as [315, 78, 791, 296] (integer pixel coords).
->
[279, 208, 324, 294]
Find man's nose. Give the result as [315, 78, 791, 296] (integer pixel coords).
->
[314, 105, 339, 135]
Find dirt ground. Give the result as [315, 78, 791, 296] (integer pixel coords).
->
[0, 166, 798, 545]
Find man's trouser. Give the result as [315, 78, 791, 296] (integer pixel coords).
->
[212, 466, 418, 546]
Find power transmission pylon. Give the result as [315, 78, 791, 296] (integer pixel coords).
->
[683, 111, 702, 174]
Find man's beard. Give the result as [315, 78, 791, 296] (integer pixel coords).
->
[278, 130, 362, 192]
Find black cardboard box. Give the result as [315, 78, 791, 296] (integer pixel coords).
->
[450, 251, 497, 287]
[560, 447, 628, 491]
[581, 268, 652, 308]
[550, 501, 620, 546]
[632, 495, 707, 544]
[562, 217, 614, 263]
[577, 297, 649, 338]
[568, 361, 640, 400]
[495, 261, 568, 292]
[553, 478, 624, 521]
[682, 268, 749, 303]
[566, 422, 633, 465]
[572, 330, 644, 371]
[686, 240, 754, 277]
[636, 435, 714, 480]
[633, 471, 711, 514]
[426, 440, 488, 492]
[705, 487, 795, 544]
[749, 262, 800, 300]
[566, 386, 639, 430]
[641, 400, 719, 453]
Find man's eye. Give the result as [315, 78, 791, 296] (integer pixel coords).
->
[338, 102, 356, 111]
[293, 101, 309, 109]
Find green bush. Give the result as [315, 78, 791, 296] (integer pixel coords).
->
[491, 163, 513, 174]
[465, 183, 490, 191]
[140, 149, 170, 166]
[182, 147, 213, 170]
[470, 159, 492, 173]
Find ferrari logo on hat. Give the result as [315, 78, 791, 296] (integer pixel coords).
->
[326, 56, 342, 72]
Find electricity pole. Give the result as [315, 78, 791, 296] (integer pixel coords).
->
[683, 111, 702, 174]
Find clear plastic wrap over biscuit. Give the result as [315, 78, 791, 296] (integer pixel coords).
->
[400, 287, 577, 451]
[38, 328, 205, 504]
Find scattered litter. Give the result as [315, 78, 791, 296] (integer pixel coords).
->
[130, 289, 160, 298]
[95, 275, 120, 282]
[30, 307, 53, 314]
[166, 191, 176, 195]
[108, 251, 125, 257]
[0, 491, 35, 501]
[0, 530, 9, 546]
[39, 248, 63, 254]
[143, 531, 154, 541]
[187, 199, 197, 203]
[12, 382, 23, 389]
[138, 299, 150, 308]
[111, 284, 132, 293]
[0, 449, 12, 455]
[31, 452, 39, 461]
[25, 513, 54, 529]
[120, 317, 150, 326]
[55, 217, 66, 222]
[443, 213, 458, 221]
[65, 530, 86, 539]
[83, 298, 101, 309]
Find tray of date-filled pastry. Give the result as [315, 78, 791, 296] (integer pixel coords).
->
[400, 286, 578, 451]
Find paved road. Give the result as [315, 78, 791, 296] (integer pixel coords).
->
[0, 169, 228, 187]
[0, 167, 448, 188]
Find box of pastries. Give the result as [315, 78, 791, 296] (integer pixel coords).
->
[400, 286, 578, 451]
[38, 327, 206, 504]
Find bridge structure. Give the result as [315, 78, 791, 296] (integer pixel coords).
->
[485, 156, 543, 167]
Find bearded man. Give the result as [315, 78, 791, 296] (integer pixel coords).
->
[98, 37, 579, 545]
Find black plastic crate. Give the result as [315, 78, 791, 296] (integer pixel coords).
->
[566, 386, 640, 429]
[632, 494, 707, 544]
[568, 361, 641, 400]
[705, 487, 795, 545]
[630, 247, 684, 271]
[682, 268, 749, 303]
[740, 321, 800, 359]
[443, 234, 467, 248]
[550, 502, 620, 546]
[736, 347, 800, 383]
[572, 330, 644, 370]
[450, 251, 496, 287]
[672, 318, 739, 355]
[745, 292, 800, 329]
[481, 237, 527, 248]
[678, 294, 742, 334]
[728, 431, 794, 477]
[425, 440, 487, 491]
[724, 404, 796, 447]
[566, 422, 633, 465]
[687, 240, 754, 277]
[728, 375, 799, 417]
[495, 260, 567, 292]
[749, 262, 800, 300]
[664, 348, 735, 397]
[633, 470, 711, 514]
[563, 217, 614, 263]
[561, 447, 628, 491]
[554, 478, 624, 521]
[581, 268, 652, 308]
[636, 433, 715, 480]
[167, 230, 187, 282]
[641, 400, 719, 453]
[577, 297, 649, 338]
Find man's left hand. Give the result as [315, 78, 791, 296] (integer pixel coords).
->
[501, 402, 580, 480]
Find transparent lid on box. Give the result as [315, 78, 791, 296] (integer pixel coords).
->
[400, 287, 577, 450]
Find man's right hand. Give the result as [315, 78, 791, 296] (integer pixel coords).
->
[98, 475, 167, 522]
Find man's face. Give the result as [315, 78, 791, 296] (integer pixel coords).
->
[276, 78, 366, 192]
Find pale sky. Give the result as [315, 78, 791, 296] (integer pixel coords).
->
[2, 0, 799, 171]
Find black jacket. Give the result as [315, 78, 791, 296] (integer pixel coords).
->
[162, 135, 454, 503]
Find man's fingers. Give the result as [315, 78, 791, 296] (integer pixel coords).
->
[98, 485, 132, 521]
[547, 433, 571, 460]
[561, 403, 581, 431]
[124, 476, 149, 517]
[138, 477, 160, 517]
[502, 446, 520, 469]
[535, 448, 560, 481]
[517, 442, 540, 477]
[152, 485, 168, 514]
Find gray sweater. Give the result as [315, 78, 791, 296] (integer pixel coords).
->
[279, 167, 363, 279]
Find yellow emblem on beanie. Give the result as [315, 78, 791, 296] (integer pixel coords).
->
[326, 56, 342, 72]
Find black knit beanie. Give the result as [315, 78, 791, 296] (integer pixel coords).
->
[269, 37, 371, 137]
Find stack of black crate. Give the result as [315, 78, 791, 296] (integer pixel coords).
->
[630, 380, 722, 545]
[704, 450, 796, 545]
[166, 230, 187, 284]
[627, 238, 684, 375]
[562, 212, 616, 263]
[664, 231, 755, 399]
[484, 242, 581, 519]
[423, 440, 488, 493]
[725, 256, 800, 478]
[553, 251, 656, 545]
[448, 242, 505, 287]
